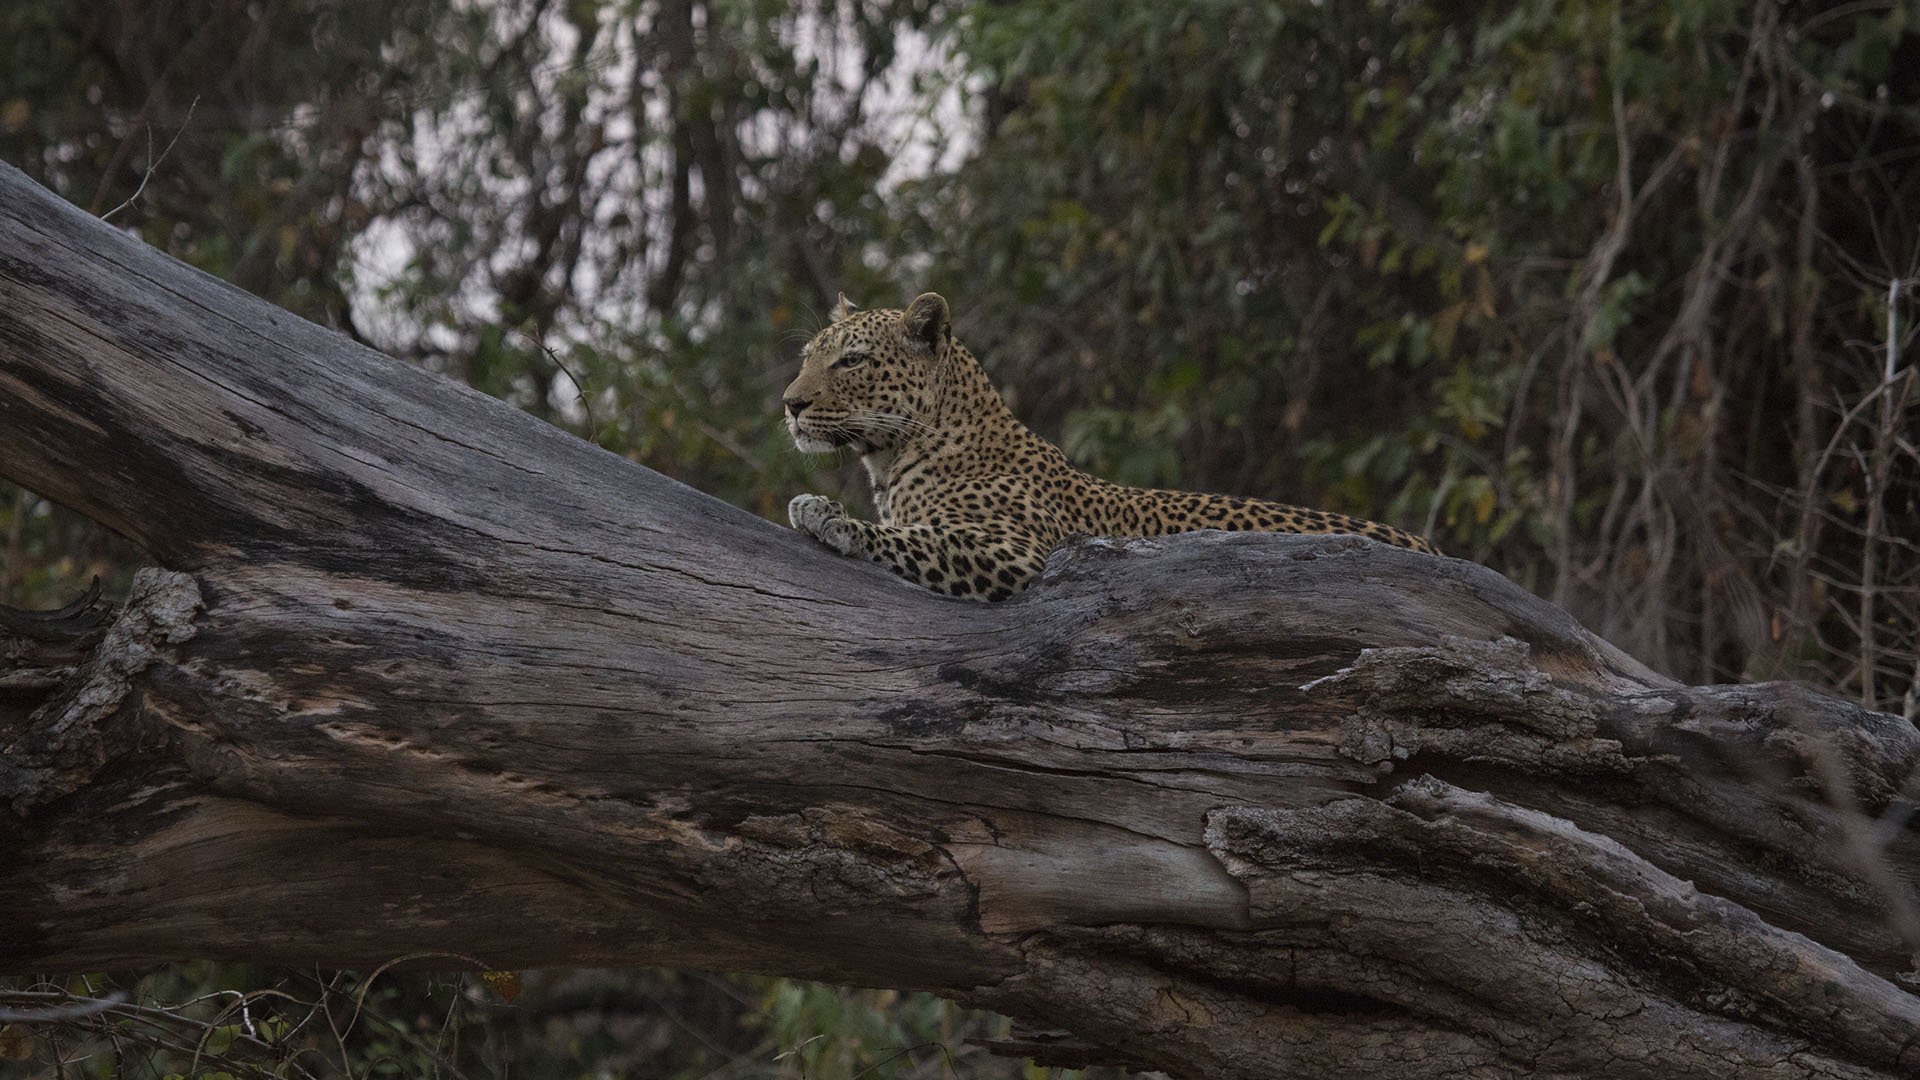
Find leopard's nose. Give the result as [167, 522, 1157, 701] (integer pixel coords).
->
[783, 396, 811, 417]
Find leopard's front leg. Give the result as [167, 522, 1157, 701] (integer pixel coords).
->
[788, 494, 1047, 601]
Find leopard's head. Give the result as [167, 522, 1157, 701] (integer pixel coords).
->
[782, 292, 951, 455]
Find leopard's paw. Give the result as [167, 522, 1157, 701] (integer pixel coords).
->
[788, 494, 857, 554]
[787, 493, 844, 531]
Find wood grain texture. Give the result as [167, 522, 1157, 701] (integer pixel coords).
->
[3, 161, 1918, 1079]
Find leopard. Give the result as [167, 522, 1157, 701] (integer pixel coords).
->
[782, 291, 1441, 601]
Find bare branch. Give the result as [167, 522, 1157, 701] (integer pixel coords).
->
[101, 96, 200, 224]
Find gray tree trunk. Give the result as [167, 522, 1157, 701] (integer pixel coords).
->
[2, 161, 1917, 1080]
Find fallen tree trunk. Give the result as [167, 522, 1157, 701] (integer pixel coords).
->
[1, 160, 1917, 1080]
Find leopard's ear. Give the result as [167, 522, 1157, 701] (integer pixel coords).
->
[900, 292, 950, 354]
[832, 292, 859, 322]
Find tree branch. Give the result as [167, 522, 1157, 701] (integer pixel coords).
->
[2, 161, 1917, 1079]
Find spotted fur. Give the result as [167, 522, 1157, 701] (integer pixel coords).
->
[782, 292, 1441, 601]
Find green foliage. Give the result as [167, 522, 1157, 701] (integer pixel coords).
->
[0, 486, 137, 610]
[0, 0, 430, 324]
[752, 980, 983, 1078]
[918, 0, 1920, 692]
[1, 969, 1096, 1079]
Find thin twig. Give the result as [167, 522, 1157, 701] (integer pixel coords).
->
[101, 95, 200, 223]
[0, 990, 126, 1023]
[529, 335, 601, 444]
[1893, 277, 1904, 383]
[1859, 278, 1901, 706]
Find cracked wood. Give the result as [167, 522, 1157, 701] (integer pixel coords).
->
[3, 161, 1920, 1080]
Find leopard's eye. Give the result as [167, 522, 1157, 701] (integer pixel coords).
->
[831, 351, 870, 369]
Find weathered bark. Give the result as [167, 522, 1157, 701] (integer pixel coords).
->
[1, 160, 1917, 1080]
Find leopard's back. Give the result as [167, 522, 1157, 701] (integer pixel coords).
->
[784, 293, 1440, 601]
